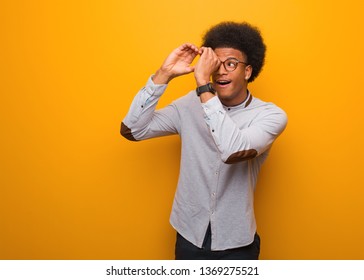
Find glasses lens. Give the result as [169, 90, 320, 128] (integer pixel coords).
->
[223, 59, 239, 72]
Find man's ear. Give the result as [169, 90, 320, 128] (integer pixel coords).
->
[245, 65, 253, 81]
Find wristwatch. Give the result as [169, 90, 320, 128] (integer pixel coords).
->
[196, 83, 216, 96]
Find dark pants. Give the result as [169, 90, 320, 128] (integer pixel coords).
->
[175, 224, 260, 260]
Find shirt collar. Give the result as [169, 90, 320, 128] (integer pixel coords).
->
[222, 90, 253, 111]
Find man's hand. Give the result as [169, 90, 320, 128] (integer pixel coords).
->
[194, 47, 221, 86]
[153, 43, 200, 84]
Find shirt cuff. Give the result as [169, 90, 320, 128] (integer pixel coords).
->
[146, 75, 168, 96]
[201, 96, 225, 118]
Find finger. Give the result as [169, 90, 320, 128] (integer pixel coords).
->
[206, 47, 216, 57]
[181, 43, 199, 53]
[204, 47, 218, 61]
[199, 47, 209, 57]
[202, 47, 215, 58]
[187, 43, 199, 53]
[198, 46, 207, 55]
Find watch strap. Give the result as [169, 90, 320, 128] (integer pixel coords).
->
[196, 83, 216, 96]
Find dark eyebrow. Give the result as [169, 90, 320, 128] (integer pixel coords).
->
[220, 57, 239, 62]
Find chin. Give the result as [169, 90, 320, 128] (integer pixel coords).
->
[217, 91, 232, 100]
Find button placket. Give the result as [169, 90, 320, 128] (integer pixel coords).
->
[210, 167, 220, 220]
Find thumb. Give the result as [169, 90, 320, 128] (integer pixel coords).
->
[187, 66, 195, 72]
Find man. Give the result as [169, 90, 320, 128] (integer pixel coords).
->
[121, 22, 287, 260]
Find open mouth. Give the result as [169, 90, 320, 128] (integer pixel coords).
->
[215, 80, 232, 86]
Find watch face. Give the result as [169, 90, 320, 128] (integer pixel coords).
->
[208, 83, 216, 93]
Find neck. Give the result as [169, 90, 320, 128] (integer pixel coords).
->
[220, 88, 249, 107]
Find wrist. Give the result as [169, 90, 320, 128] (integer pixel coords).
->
[194, 74, 211, 87]
[196, 82, 216, 96]
[196, 80, 210, 87]
[199, 92, 216, 103]
[153, 68, 173, 84]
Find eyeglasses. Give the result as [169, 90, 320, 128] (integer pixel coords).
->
[220, 58, 248, 72]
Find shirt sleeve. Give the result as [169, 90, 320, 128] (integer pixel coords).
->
[120, 76, 181, 141]
[201, 96, 288, 164]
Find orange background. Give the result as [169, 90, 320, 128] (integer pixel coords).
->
[1, 0, 363, 259]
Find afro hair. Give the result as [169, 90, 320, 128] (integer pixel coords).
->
[202, 22, 266, 83]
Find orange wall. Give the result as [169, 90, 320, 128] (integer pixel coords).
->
[1, 0, 363, 259]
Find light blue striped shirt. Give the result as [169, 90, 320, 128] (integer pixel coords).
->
[121, 76, 287, 250]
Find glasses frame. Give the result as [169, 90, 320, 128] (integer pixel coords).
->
[220, 57, 248, 72]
